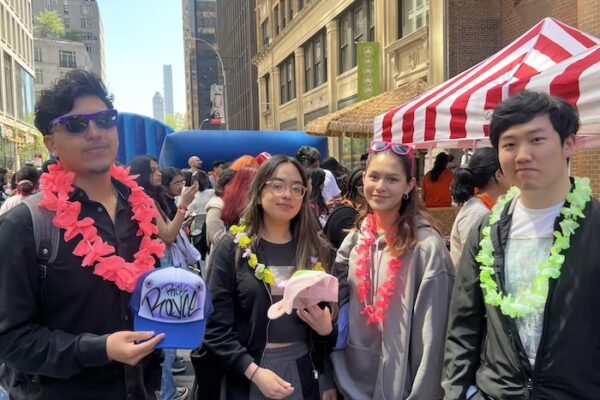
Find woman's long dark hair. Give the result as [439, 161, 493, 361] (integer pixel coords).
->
[240, 156, 332, 271]
[129, 156, 159, 200]
[430, 152, 449, 182]
[307, 168, 328, 215]
[451, 148, 500, 204]
[358, 151, 435, 258]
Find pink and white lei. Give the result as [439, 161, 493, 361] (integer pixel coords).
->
[355, 213, 403, 327]
[39, 163, 165, 292]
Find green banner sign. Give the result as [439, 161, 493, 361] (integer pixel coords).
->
[357, 42, 380, 101]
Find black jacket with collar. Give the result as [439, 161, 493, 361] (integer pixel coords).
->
[203, 233, 335, 399]
[444, 188, 600, 400]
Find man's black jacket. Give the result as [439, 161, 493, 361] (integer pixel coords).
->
[444, 192, 600, 400]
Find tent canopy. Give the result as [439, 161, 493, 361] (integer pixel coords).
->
[374, 17, 600, 148]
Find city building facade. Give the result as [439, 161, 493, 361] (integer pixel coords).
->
[33, 37, 92, 98]
[182, 0, 221, 130]
[163, 64, 174, 117]
[0, 0, 40, 171]
[215, 0, 260, 130]
[153, 91, 165, 121]
[253, 0, 444, 163]
[32, 0, 105, 81]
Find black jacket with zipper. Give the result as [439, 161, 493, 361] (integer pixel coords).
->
[444, 187, 600, 400]
[203, 233, 335, 399]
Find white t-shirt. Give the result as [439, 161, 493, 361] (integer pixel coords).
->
[322, 169, 341, 202]
[505, 198, 563, 366]
[450, 197, 489, 266]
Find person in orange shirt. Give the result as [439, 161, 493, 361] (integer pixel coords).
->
[422, 152, 454, 207]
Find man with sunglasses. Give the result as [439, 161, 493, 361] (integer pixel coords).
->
[443, 91, 600, 399]
[0, 70, 164, 399]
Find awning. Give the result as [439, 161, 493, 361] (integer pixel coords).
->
[373, 17, 600, 147]
[305, 80, 428, 138]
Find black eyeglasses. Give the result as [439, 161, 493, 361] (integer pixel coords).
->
[49, 109, 118, 135]
[264, 179, 307, 199]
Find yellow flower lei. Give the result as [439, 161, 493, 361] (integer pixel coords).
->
[229, 224, 324, 285]
[476, 177, 592, 318]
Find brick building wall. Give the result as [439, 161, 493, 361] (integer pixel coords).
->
[446, 0, 502, 77]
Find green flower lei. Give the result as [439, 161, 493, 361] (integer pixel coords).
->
[476, 177, 592, 318]
[229, 224, 325, 286]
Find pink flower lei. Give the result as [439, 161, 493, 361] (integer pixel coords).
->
[39, 163, 165, 292]
[354, 213, 403, 327]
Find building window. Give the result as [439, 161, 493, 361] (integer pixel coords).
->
[299, 0, 304, 11]
[264, 73, 271, 110]
[4, 52, 14, 116]
[280, 2, 286, 30]
[274, 5, 279, 35]
[279, 55, 295, 104]
[399, 0, 429, 38]
[81, 18, 92, 29]
[81, 3, 90, 15]
[34, 46, 42, 62]
[304, 30, 327, 91]
[261, 19, 270, 46]
[338, 0, 375, 73]
[35, 68, 43, 84]
[63, 17, 69, 28]
[85, 43, 92, 53]
[287, 0, 293, 21]
[59, 50, 76, 68]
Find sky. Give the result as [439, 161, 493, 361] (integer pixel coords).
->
[97, 1, 185, 117]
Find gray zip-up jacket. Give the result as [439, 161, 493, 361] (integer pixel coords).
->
[331, 222, 455, 400]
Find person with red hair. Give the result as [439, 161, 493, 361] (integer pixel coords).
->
[221, 167, 257, 228]
[230, 155, 259, 171]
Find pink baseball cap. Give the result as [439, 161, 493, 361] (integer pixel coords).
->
[255, 152, 272, 166]
[267, 270, 338, 320]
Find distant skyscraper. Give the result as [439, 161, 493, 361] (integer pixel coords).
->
[216, 0, 259, 129]
[182, 0, 220, 129]
[32, 0, 106, 81]
[163, 65, 174, 116]
[153, 92, 165, 121]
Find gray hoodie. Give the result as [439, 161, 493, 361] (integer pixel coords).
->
[331, 222, 455, 400]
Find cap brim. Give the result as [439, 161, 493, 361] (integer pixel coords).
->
[267, 301, 288, 320]
[134, 315, 206, 350]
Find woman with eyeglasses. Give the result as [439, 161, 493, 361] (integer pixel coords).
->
[204, 156, 337, 400]
[331, 141, 455, 400]
[158, 167, 186, 220]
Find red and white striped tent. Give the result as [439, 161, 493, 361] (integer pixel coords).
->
[510, 43, 600, 148]
[373, 18, 600, 148]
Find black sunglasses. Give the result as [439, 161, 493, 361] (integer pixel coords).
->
[49, 109, 118, 135]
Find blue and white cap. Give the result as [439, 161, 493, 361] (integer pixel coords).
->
[130, 266, 212, 349]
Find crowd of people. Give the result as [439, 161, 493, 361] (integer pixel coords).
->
[0, 69, 599, 400]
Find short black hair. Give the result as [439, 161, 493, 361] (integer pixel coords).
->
[34, 69, 114, 135]
[490, 91, 579, 150]
[212, 160, 225, 169]
[360, 153, 369, 162]
[296, 146, 321, 167]
[41, 159, 58, 173]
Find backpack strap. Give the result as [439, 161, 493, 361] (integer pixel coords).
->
[23, 193, 60, 277]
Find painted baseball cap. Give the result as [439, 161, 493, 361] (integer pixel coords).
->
[267, 270, 338, 320]
[129, 266, 212, 349]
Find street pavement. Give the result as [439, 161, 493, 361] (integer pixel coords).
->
[174, 350, 196, 397]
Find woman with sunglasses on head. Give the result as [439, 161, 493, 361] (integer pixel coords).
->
[204, 156, 337, 400]
[331, 141, 455, 400]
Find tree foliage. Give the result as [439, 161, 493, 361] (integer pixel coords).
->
[164, 113, 189, 131]
[34, 11, 65, 38]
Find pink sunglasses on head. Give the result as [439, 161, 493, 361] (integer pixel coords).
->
[369, 141, 415, 157]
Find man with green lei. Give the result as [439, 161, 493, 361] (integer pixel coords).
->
[443, 91, 600, 399]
